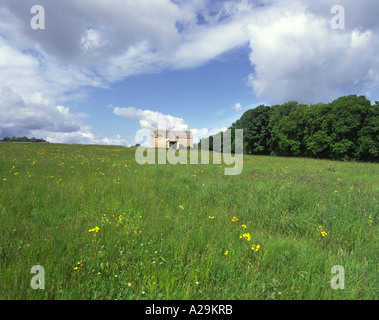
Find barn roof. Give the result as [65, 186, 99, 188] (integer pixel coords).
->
[151, 130, 193, 139]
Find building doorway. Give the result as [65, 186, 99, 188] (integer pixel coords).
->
[169, 141, 178, 149]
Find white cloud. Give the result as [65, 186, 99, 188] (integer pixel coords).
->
[81, 28, 103, 52]
[191, 127, 228, 143]
[113, 105, 228, 145]
[113, 106, 188, 131]
[0, 86, 81, 137]
[44, 131, 128, 146]
[244, 0, 379, 104]
[0, 86, 126, 146]
[233, 103, 243, 112]
[172, 18, 249, 69]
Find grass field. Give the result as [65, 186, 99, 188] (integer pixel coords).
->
[0, 142, 377, 300]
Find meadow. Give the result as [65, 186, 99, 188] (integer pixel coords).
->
[0, 142, 377, 300]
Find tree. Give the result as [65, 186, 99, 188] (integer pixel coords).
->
[200, 95, 378, 162]
[268, 101, 307, 156]
[230, 105, 272, 155]
[356, 101, 379, 161]
[328, 95, 371, 160]
[303, 103, 332, 158]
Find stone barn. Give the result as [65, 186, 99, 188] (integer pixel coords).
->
[150, 130, 193, 149]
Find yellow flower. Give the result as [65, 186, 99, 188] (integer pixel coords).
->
[321, 231, 327, 237]
[232, 216, 239, 222]
[89, 226, 100, 233]
[251, 244, 260, 252]
[208, 216, 215, 219]
[224, 250, 229, 255]
[241, 224, 247, 229]
[241, 233, 251, 241]
[179, 205, 184, 210]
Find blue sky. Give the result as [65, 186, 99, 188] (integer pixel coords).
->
[0, 0, 378, 146]
[84, 44, 258, 143]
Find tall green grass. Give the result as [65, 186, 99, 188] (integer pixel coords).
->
[0, 143, 377, 299]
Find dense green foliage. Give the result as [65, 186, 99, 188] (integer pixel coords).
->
[1, 136, 47, 143]
[201, 95, 378, 162]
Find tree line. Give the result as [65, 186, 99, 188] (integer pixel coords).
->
[199, 95, 378, 162]
[1, 136, 47, 143]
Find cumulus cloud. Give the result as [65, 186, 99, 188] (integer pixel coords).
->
[44, 131, 129, 146]
[0, 86, 81, 137]
[113, 106, 188, 131]
[0, 86, 127, 146]
[191, 127, 228, 143]
[244, 0, 379, 104]
[233, 103, 243, 112]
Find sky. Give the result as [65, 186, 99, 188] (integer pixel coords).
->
[0, 0, 378, 146]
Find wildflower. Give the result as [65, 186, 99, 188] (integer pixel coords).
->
[241, 233, 251, 241]
[232, 216, 239, 222]
[251, 244, 260, 252]
[179, 205, 184, 210]
[89, 226, 100, 233]
[2, 179, 6, 181]
[241, 224, 247, 229]
[318, 226, 327, 237]
[224, 250, 229, 255]
[208, 216, 215, 219]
